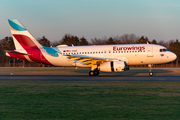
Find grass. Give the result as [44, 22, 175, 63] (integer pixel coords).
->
[0, 81, 180, 119]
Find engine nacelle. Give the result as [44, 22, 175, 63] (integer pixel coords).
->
[99, 61, 129, 72]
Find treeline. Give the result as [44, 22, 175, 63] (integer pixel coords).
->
[0, 34, 179, 67]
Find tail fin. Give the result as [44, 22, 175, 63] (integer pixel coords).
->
[8, 18, 42, 50]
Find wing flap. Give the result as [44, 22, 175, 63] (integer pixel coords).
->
[66, 54, 112, 65]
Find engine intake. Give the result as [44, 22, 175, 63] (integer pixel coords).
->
[99, 61, 129, 72]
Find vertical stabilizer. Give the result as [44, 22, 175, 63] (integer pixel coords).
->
[8, 18, 42, 51]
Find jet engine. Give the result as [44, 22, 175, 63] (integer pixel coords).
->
[99, 61, 129, 72]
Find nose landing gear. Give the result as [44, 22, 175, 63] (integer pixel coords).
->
[148, 64, 153, 76]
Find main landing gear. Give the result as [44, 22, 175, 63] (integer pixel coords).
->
[148, 64, 153, 76]
[89, 69, 99, 76]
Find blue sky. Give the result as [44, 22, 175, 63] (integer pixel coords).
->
[1, 0, 180, 42]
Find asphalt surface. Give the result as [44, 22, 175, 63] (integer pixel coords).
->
[0, 75, 180, 82]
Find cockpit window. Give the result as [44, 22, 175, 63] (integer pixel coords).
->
[160, 49, 169, 52]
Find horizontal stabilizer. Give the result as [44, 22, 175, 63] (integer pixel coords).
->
[6, 50, 28, 56]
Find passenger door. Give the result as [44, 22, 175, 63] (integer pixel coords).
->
[147, 46, 153, 57]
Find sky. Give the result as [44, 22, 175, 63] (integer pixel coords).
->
[1, 0, 180, 43]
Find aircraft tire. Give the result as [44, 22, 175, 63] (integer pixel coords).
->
[94, 70, 99, 76]
[149, 72, 153, 76]
[89, 70, 99, 76]
[89, 71, 95, 76]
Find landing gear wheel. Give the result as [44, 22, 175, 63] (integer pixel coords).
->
[89, 71, 94, 76]
[148, 64, 154, 76]
[94, 70, 99, 76]
[89, 70, 99, 76]
[149, 72, 153, 76]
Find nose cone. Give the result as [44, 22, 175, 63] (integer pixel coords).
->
[171, 52, 177, 61]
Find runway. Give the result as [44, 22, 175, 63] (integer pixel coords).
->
[0, 75, 180, 82]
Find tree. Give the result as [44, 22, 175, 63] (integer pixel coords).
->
[51, 40, 59, 46]
[60, 34, 80, 46]
[169, 39, 180, 59]
[79, 37, 89, 45]
[0, 36, 15, 67]
[116, 34, 139, 44]
[106, 37, 116, 44]
[0, 36, 15, 57]
[151, 39, 157, 44]
[158, 40, 169, 48]
[91, 38, 106, 45]
[136, 36, 150, 44]
[37, 36, 50, 47]
[0, 36, 15, 51]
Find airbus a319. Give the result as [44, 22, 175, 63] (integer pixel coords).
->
[6, 19, 177, 76]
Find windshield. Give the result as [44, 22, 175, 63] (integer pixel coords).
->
[160, 49, 169, 52]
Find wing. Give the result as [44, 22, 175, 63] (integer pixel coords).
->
[66, 54, 114, 66]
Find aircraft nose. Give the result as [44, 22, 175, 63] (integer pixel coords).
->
[171, 52, 177, 61]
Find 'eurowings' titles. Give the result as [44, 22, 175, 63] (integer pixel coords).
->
[113, 46, 145, 51]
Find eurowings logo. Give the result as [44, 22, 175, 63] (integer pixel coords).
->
[113, 46, 145, 51]
[160, 54, 164, 57]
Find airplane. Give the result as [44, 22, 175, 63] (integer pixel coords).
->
[6, 18, 177, 76]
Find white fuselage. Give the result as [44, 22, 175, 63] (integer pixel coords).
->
[42, 44, 177, 67]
